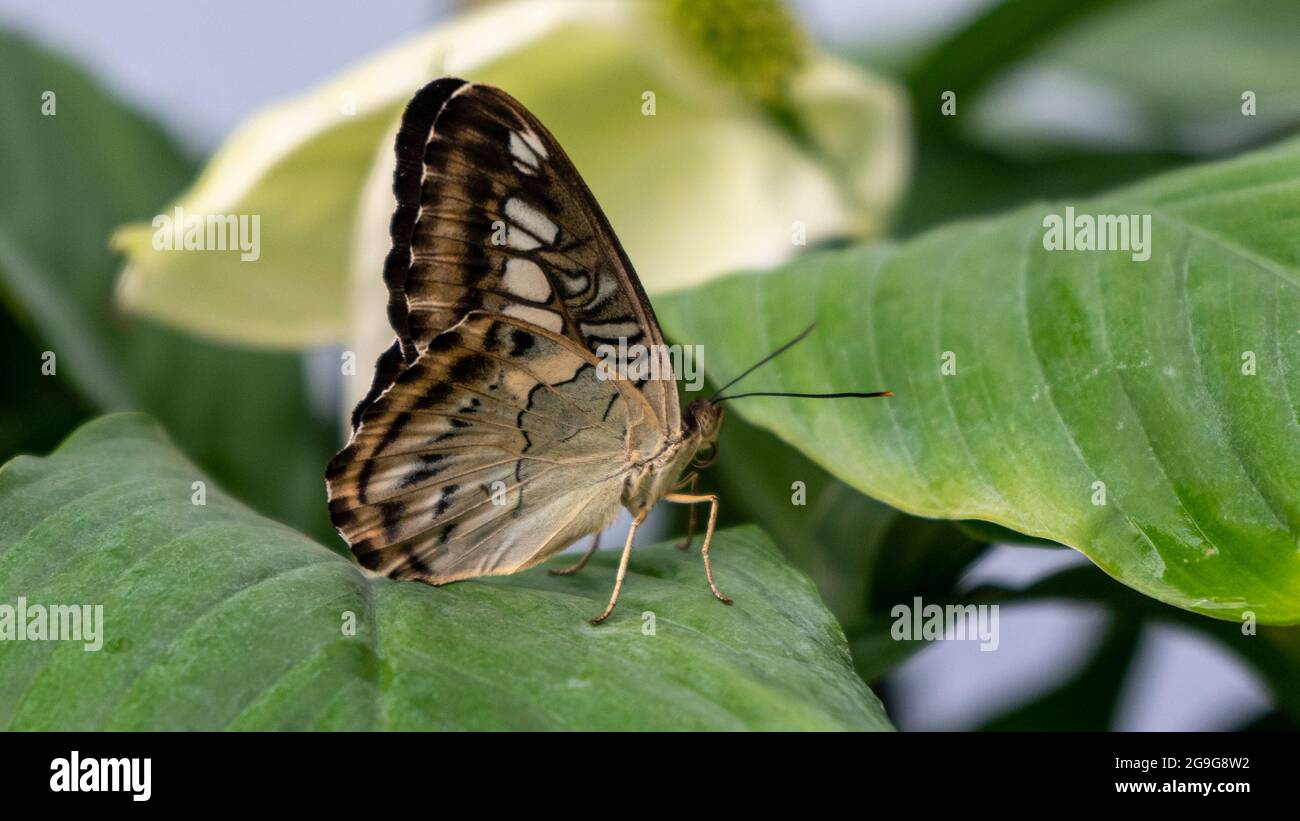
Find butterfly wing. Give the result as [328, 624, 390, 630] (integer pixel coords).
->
[328, 313, 662, 582]
[331, 77, 689, 583]
[372, 77, 680, 434]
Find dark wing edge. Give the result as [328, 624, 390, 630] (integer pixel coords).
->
[349, 339, 406, 433]
[385, 76, 472, 364]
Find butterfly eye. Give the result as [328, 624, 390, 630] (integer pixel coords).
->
[692, 442, 718, 469]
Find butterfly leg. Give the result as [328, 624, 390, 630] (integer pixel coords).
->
[590, 509, 648, 625]
[664, 493, 732, 605]
[673, 473, 699, 550]
[548, 532, 601, 576]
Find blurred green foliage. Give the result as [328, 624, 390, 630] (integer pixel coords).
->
[0, 30, 336, 544]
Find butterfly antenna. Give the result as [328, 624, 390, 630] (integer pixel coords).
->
[710, 323, 893, 403]
[709, 323, 818, 402]
[714, 390, 892, 403]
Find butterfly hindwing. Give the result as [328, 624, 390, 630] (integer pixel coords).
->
[349, 338, 406, 432]
[328, 314, 661, 582]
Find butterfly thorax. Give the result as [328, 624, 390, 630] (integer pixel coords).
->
[620, 400, 724, 514]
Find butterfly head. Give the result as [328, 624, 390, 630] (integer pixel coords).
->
[687, 399, 725, 468]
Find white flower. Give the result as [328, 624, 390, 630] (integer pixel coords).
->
[111, 0, 907, 356]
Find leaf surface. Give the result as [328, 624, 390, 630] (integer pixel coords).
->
[0, 415, 890, 731]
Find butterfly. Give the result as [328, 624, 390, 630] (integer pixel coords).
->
[326, 77, 890, 624]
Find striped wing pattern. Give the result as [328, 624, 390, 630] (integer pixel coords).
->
[373, 77, 679, 432]
[329, 315, 661, 580]
[328, 78, 678, 583]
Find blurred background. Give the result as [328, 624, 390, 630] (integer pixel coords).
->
[2, 0, 1297, 730]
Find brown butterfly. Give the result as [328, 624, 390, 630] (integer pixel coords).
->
[326, 77, 889, 624]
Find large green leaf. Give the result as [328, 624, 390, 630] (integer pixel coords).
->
[0, 30, 335, 542]
[0, 414, 889, 731]
[707, 414, 986, 615]
[697, 411, 989, 685]
[661, 137, 1300, 624]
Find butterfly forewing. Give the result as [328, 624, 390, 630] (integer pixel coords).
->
[379, 77, 679, 432]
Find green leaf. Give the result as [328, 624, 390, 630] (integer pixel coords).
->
[693, 408, 989, 684]
[0, 310, 92, 463]
[953, 518, 1062, 548]
[703, 408, 990, 630]
[705, 410, 887, 628]
[895, 134, 1190, 237]
[661, 137, 1300, 624]
[903, 0, 1130, 134]
[0, 30, 335, 542]
[972, 0, 1300, 154]
[0, 414, 890, 731]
